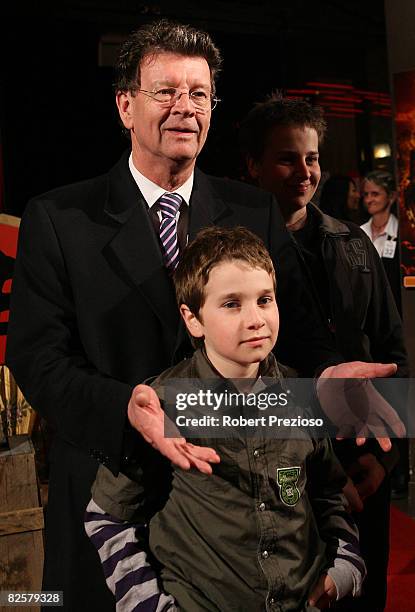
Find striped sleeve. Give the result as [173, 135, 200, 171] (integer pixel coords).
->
[85, 499, 177, 612]
[326, 535, 366, 599]
[306, 439, 366, 600]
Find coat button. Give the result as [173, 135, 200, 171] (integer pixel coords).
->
[261, 550, 269, 559]
[258, 502, 266, 512]
[253, 449, 261, 458]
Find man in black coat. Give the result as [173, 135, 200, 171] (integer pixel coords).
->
[6, 20, 397, 611]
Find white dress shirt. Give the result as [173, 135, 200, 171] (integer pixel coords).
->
[128, 154, 193, 220]
[360, 213, 399, 258]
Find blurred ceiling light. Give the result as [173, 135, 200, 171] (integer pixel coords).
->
[374, 143, 391, 159]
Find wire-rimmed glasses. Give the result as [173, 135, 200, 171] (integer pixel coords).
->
[137, 87, 221, 112]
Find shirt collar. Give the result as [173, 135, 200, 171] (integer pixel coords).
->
[364, 213, 398, 239]
[194, 347, 281, 386]
[128, 153, 193, 208]
[384, 213, 398, 238]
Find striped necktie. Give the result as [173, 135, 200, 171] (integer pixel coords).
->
[158, 192, 182, 271]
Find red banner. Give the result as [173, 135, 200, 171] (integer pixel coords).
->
[0, 214, 20, 363]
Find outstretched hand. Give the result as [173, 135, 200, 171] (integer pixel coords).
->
[321, 361, 397, 380]
[318, 361, 404, 452]
[127, 384, 220, 474]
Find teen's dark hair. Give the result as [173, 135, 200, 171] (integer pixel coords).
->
[239, 92, 327, 162]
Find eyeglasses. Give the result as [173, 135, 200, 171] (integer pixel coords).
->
[136, 87, 221, 111]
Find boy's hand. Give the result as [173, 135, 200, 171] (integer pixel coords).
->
[308, 573, 337, 609]
[318, 361, 404, 452]
[128, 384, 220, 474]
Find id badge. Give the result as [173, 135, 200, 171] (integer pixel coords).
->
[383, 239, 396, 259]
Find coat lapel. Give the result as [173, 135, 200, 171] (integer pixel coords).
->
[103, 153, 179, 336]
[188, 169, 230, 239]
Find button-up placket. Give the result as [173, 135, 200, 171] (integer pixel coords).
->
[246, 435, 285, 610]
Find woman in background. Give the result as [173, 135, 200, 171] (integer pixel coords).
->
[361, 170, 401, 314]
[361, 169, 407, 499]
[320, 174, 367, 225]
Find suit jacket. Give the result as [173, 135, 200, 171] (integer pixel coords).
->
[6, 152, 338, 610]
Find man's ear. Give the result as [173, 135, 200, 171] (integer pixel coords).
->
[247, 156, 260, 180]
[116, 91, 134, 130]
[179, 305, 204, 338]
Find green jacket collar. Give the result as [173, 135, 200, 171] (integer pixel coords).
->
[193, 347, 283, 383]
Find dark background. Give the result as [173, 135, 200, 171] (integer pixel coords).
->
[0, 0, 392, 216]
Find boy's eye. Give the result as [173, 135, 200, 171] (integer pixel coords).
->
[306, 155, 319, 165]
[258, 296, 273, 305]
[223, 301, 239, 308]
[277, 156, 294, 165]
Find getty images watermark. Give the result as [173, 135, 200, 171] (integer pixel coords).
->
[162, 377, 411, 440]
[174, 388, 323, 430]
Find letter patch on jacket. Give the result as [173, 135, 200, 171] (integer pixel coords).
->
[341, 239, 370, 272]
[277, 467, 301, 506]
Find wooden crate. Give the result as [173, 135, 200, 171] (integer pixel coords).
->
[0, 435, 44, 612]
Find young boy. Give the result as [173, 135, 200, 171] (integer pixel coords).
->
[85, 226, 364, 612]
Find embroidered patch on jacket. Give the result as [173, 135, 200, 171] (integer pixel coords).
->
[341, 239, 370, 272]
[277, 466, 301, 506]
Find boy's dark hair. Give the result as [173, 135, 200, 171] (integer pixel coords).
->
[174, 226, 276, 346]
[364, 170, 396, 196]
[115, 19, 222, 95]
[239, 92, 327, 162]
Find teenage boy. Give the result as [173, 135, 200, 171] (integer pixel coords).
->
[86, 226, 365, 612]
[239, 94, 408, 611]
